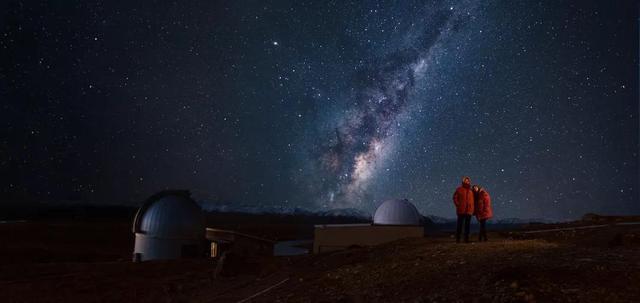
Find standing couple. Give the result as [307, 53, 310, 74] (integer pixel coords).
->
[452, 176, 493, 243]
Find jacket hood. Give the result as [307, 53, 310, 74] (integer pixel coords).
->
[461, 176, 471, 188]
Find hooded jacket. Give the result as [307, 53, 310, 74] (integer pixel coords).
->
[474, 188, 493, 220]
[453, 177, 474, 215]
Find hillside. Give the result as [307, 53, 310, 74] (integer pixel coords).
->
[1, 215, 639, 302]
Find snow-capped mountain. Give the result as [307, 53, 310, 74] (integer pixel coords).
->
[200, 202, 370, 219]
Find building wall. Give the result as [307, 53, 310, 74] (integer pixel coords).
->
[133, 233, 203, 261]
[206, 228, 274, 258]
[313, 224, 424, 253]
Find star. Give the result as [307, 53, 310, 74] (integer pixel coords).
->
[0, 0, 637, 221]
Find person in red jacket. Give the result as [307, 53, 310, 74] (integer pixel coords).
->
[453, 176, 474, 243]
[472, 185, 493, 242]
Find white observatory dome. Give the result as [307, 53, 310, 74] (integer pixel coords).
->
[132, 190, 204, 261]
[137, 194, 204, 238]
[373, 199, 421, 225]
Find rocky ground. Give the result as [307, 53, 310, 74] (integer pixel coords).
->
[249, 235, 639, 302]
[1, 218, 639, 302]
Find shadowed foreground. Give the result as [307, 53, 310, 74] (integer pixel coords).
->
[1, 219, 639, 302]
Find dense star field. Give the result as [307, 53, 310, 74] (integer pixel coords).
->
[1, 1, 638, 220]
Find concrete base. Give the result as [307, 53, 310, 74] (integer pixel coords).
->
[133, 233, 202, 261]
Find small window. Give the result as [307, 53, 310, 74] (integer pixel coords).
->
[210, 242, 218, 258]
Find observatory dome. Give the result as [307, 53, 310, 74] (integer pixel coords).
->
[373, 199, 421, 225]
[132, 190, 204, 261]
[135, 192, 204, 238]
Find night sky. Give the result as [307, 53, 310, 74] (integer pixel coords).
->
[2, 0, 638, 220]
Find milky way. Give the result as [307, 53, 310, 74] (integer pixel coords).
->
[312, 3, 473, 209]
[2, 0, 638, 220]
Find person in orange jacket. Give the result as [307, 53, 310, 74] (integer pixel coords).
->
[453, 176, 474, 243]
[472, 185, 493, 242]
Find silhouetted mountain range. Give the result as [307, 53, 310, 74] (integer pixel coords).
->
[0, 198, 555, 225]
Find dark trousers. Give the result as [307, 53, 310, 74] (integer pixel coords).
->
[456, 214, 471, 242]
[478, 219, 488, 242]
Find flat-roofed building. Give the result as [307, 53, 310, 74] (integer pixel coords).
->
[206, 228, 275, 258]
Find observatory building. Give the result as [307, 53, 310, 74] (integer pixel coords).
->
[206, 228, 275, 258]
[313, 199, 424, 253]
[132, 190, 205, 261]
[373, 198, 422, 225]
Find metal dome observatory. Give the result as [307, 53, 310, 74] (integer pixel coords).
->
[373, 199, 422, 225]
[132, 190, 205, 261]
